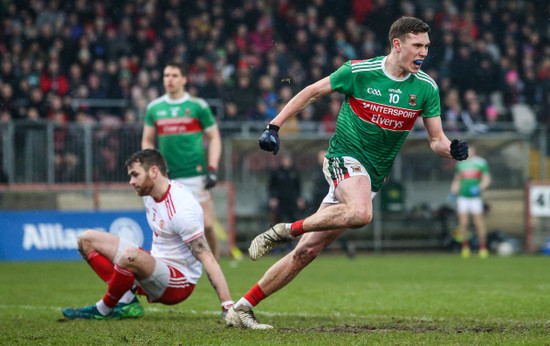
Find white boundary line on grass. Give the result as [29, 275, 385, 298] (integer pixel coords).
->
[1, 305, 547, 325]
[0, 304, 425, 320]
[0, 304, 339, 318]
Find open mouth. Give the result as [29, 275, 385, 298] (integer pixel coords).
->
[413, 60, 423, 68]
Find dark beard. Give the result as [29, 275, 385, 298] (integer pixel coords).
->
[135, 176, 154, 196]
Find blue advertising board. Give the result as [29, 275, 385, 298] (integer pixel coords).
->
[0, 211, 151, 261]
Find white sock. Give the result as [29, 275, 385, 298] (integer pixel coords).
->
[118, 290, 135, 304]
[95, 299, 113, 316]
[234, 297, 254, 310]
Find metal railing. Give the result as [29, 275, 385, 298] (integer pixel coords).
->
[0, 117, 537, 251]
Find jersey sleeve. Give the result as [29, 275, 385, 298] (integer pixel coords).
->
[330, 61, 354, 96]
[172, 204, 204, 242]
[420, 84, 441, 118]
[197, 98, 217, 130]
[171, 186, 205, 242]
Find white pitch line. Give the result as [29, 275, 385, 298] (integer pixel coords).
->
[0, 305, 359, 318]
[1, 305, 547, 325]
[0, 304, 411, 319]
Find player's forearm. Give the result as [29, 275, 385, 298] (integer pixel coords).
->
[423, 117, 453, 159]
[429, 136, 452, 159]
[270, 93, 312, 127]
[202, 257, 232, 303]
[450, 178, 460, 194]
[271, 76, 332, 127]
[480, 174, 491, 190]
[188, 235, 231, 302]
[204, 126, 222, 169]
[141, 125, 157, 150]
[208, 135, 222, 170]
[141, 139, 154, 150]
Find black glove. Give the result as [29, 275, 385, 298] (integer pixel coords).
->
[205, 168, 218, 189]
[450, 139, 468, 161]
[259, 124, 280, 155]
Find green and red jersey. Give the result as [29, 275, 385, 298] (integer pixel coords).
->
[328, 56, 441, 192]
[144, 93, 216, 179]
[455, 156, 489, 197]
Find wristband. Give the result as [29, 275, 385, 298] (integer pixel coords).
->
[221, 300, 234, 310]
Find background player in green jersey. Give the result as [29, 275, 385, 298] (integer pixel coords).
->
[449, 145, 491, 258]
[225, 16, 469, 329]
[142, 62, 222, 260]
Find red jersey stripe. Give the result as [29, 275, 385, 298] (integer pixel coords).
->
[156, 118, 202, 135]
[348, 97, 421, 131]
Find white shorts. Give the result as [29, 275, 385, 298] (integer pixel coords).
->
[457, 196, 483, 214]
[175, 176, 211, 203]
[137, 257, 171, 300]
[136, 255, 195, 305]
[320, 156, 377, 204]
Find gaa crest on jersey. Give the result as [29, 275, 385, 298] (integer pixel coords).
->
[408, 94, 417, 106]
[185, 108, 191, 115]
[170, 107, 179, 117]
[159, 219, 165, 230]
[351, 165, 361, 172]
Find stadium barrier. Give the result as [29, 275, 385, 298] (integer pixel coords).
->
[0, 210, 150, 261]
[0, 120, 539, 253]
[0, 182, 236, 260]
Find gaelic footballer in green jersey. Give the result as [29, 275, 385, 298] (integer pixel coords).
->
[144, 94, 217, 180]
[449, 146, 491, 258]
[455, 156, 490, 198]
[327, 56, 440, 192]
[231, 17, 469, 330]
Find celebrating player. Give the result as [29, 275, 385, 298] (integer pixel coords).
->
[142, 61, 222, 260]
[63, 149, 233, 320]
[225, 16, 469, 329]
[449, 145, 491, 258]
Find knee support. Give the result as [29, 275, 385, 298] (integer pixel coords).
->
[137, 258, 170, 300]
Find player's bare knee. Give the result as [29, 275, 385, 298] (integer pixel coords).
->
[293, 246, 320, 266]
[345, 209, 372, 228]
[116, 246, 140, 268]
[77, 229, 98, 256]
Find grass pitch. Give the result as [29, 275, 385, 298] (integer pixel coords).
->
[0, 253, 548, 345]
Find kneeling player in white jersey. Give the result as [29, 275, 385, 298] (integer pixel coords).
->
[63, 149, 233, 320]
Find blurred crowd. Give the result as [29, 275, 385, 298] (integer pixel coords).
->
[1, 0, 550, 133]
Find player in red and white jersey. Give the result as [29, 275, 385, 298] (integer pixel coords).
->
[63, 149, 233, 320]
[144, 179, 204, 285]
[226, 16, 469, 329]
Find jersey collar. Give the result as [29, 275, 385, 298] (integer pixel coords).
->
[154, 183, 172, 203]
[164, 92, 190, 104]
[382, 56, 412, 82]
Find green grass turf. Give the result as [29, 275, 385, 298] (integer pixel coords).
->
[0, 253, 548, 345]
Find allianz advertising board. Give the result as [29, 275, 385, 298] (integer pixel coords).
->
[0, 211, 151, 261]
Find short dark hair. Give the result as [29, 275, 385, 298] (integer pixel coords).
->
[125, 149, 168, 177]
[165, 61, 187, 76]
[389, 17, 431, 44]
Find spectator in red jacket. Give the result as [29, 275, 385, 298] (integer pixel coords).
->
[40, 59, 68, 96]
